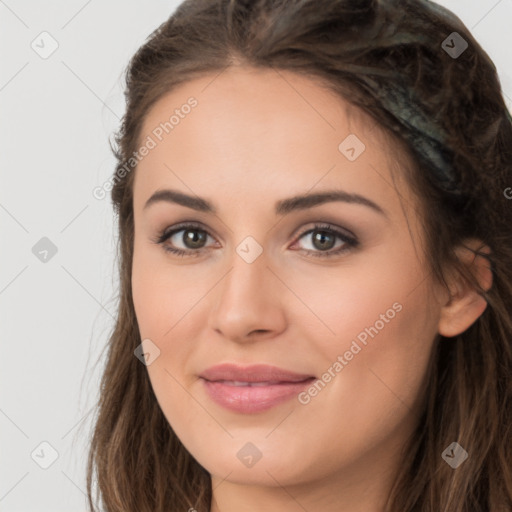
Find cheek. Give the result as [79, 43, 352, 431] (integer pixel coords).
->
[131, 254, 207, 448]
[131, 245, 206, 388]
[272, 253, 437, 474]
[287, 239, 430, 336]
[131, 245, 198, 340]
[287, 236, 438, 406]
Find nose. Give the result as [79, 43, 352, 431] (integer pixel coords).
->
[207, 247, 288, 343]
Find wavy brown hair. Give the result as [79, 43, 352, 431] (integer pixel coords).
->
[86, 0, 512, 510]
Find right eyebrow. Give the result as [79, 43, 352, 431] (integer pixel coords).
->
[144, 188, 214, 213]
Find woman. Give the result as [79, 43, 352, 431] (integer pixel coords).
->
[87, 0, 512, 510]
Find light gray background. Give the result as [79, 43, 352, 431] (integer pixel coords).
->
[1, 1, 511, 510]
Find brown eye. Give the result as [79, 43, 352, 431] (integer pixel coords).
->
[310, 229, 337, 251]
[292, 223, 359, 259]
[154, 223, 216, 257]
[178, 228, 208, 249]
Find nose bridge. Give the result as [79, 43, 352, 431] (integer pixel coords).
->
[208, 236, 286, 340]
[221, 238, 271, 305]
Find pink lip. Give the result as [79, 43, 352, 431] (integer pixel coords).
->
[199, 363, 315, 414]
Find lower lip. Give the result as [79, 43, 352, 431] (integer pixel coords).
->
[201, 377, 315, 413]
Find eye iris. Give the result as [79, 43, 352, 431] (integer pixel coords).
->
[312, 230, 335, 251]
[183, 229, 206, 249]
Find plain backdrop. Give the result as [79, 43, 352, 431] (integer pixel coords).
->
[1, 1, 511, 510]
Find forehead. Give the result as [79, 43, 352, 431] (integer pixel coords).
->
[133, 66, 413, 217]
[139, 66, 381, 151]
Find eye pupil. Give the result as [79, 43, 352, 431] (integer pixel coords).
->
[184, 229, 206, 249]
[313, 230, 335, 250]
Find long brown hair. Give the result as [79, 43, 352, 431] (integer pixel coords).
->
[86, 0, 512, 510]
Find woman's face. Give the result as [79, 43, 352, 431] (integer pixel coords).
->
[131, 66, 446, 503]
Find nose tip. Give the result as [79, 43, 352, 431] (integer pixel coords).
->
[207, 254, 287, 343]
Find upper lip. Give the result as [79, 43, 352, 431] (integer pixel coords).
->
[200, 363, 315, 383]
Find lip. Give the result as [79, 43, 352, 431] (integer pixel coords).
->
[199, 363, 316, 413]
[200, 363, 314, 383]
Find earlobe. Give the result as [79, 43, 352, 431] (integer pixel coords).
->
[437, 239, 493, 338]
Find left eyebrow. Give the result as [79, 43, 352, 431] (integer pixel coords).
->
[143, 188, 388, 218]
[275, 190, 387, 218]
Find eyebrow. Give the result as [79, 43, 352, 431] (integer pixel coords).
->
[143, 188, 387, 217]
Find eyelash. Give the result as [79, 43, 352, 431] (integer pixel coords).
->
[152, 222, 359, 259]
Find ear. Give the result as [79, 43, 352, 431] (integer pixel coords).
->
[438, 239, 493, 338]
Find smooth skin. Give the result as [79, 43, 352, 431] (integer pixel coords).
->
[131, 66, 492, 512]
